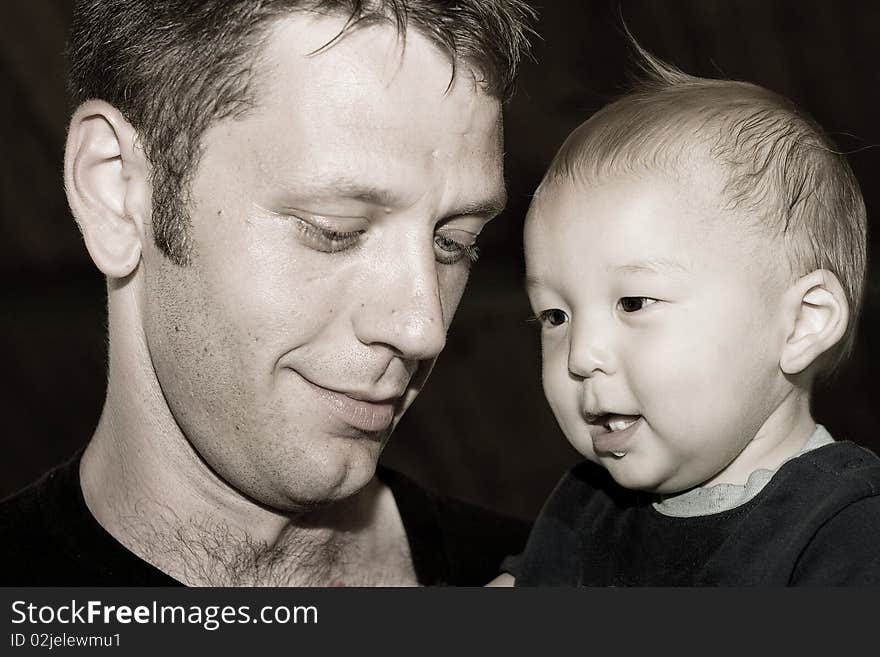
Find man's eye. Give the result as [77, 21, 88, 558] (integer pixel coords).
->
[294, 218, 364, 253]
[536, 309, 568, 328]
[434, 234, 479, 265]
[617, 297, 658, 313]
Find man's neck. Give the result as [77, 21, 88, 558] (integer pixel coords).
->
[80, 415, 416, 586]
[80, 371, 418, 586]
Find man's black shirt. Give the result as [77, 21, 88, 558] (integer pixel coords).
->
[0, 450, 529, 586]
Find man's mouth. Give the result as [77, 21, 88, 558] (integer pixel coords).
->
[291, 370, 407, 433]
[312, 384, 400, 433]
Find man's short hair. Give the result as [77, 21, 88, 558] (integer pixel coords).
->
[68, 0, 536, 266]
[543, 44, 867, 375]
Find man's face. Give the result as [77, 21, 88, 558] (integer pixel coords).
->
[140, 14, 505, 510]
[525, 171, 792, 494]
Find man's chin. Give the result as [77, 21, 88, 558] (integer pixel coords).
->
[263, 450, 383, 514]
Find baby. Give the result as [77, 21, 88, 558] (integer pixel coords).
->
[502, 51, 880, 585]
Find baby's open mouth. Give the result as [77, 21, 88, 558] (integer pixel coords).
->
[584, 412, 642, 433]
[587, 414, 643, 458]
[604, 415, 640, 432]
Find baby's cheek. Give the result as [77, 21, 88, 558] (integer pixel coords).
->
[541, 360, 568, 417]
[629, 335, 716, 418]
[541, 361, 587, 451]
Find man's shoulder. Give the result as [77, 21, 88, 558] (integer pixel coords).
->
[0, 455, 83, 584]
[1, 452, 183, 587]
[377, 466, 532, 586]
[0, 456, 77, 532]
[0, 474, 45, 525]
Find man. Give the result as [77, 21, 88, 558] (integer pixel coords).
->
[0, 0, 534, 586]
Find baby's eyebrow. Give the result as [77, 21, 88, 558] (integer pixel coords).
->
[612, 258, 689, 275]
[523, 274, 543, 290]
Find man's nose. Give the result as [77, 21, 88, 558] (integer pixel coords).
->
[352, 248, 447, 361]
[567, 318, 617, 378]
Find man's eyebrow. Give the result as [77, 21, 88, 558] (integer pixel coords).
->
[291, 178, 507, 218]
[613, 259, 689, 275]
[297, 178, 400, 208]
[449, 190, 508, 220]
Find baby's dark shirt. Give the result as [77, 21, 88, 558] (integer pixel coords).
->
[510, 441, 880, 585]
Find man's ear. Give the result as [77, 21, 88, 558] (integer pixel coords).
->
[780, 269, 849, 375]
[64, 100, 151, 278]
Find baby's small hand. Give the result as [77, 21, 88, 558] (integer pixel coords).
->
[485, 573, 515, 587]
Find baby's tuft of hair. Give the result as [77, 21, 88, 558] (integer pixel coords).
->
[543, 40, 867, 377]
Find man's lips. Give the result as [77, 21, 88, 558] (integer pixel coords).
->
[296, 372, 404, 433]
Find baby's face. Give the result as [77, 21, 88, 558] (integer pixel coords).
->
[525, 172, 793, 493]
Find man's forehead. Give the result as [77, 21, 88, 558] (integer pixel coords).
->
[184, 9, 506, 229]
[255, 12, 477, 100]
[263, 6, 504, 97]
[244, 14, 502, 151]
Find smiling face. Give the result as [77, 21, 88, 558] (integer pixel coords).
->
[525, 170, 796, 493]
[140, 14, 505, 510]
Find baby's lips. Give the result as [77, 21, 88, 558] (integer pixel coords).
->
[582, 411, 606, 425]
[583, 411, 641, 428]
[604, 414, 641, 431]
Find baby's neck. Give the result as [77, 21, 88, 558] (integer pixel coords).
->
[703, 388, 816, 488]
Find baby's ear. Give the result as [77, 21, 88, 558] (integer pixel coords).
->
[64, 100, 151, 279]
[779, 269, 849, 375]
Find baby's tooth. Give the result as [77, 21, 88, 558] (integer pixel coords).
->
[611, 451, 627, 458]
[607, 417, 639, 432]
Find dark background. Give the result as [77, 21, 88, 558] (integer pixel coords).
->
[2, 1, 878, 520]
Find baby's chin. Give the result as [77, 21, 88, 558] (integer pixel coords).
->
[598, 455, 708, 495]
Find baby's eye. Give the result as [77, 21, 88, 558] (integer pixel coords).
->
[536, 309, 569, 328]
[617, 297, 658, 313]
